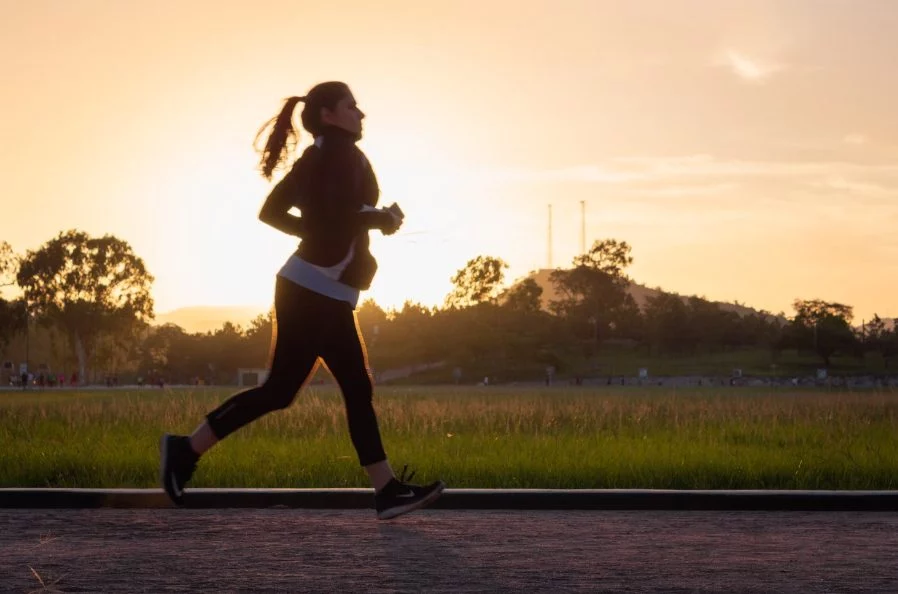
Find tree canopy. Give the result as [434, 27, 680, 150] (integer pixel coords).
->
[17, 230, 154, 382]
[445, 256, 508, 308]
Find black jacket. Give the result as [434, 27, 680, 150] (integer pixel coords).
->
[258, 126, 394, 290]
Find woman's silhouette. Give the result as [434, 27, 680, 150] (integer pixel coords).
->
[160, 82, 444, 520]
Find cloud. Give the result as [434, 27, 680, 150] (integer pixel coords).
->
[475, 165, 645, 185]
[621, 183, 739, 198]
[810, 177, 898, 199]
[482, 156, 898, 201]
[717, 50, 785, 83]
[602, 155, 898, 180]
[843, 134, 868, 145]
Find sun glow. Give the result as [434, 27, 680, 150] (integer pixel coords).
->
[2, 1, 898, 323]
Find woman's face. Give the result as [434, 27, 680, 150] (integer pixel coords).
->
[321, 93, 365, 139]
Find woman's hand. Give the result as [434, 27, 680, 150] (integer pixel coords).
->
[380, 211, 403, 235]
[380, 202, 404, 235]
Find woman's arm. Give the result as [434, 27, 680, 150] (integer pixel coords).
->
[258, 160, 306, 237]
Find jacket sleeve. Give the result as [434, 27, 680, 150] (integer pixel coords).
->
[257, 159, 307, 237]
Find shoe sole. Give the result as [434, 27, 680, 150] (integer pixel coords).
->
[377, 481, 446, 520]
[159, 434, 184, 506]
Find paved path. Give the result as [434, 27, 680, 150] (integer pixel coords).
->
[2, 509, 896, 592]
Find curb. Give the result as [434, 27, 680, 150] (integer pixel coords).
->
[1, 489, 897, 511]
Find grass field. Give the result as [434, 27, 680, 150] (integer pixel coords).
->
[1, 386, 896, 490]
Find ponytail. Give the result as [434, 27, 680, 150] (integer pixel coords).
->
[254, 96, 305, 181]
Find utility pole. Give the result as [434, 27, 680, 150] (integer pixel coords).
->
[547, 204, 553, 269]
[24, 301, 29, 375]
[580, 200, 586, 255]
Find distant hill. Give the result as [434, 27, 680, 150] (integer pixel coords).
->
[520, 269, 787, 322]
[154, 305, 267, 334]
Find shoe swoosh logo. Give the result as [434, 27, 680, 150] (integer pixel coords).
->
[396, 492, 416, 498]
[171, 472, 183, 497]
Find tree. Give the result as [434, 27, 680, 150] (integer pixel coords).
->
[445, 256, 508, 308]
[742, 310, 786, 351]
[500, 277, 543, 313]
[0, 241, 17, 290]
[0, 241, 26, 348]
[643, 291, 691, 354]
[210, 322, 248, 381]
[883, 324, 898, 368]
[138, 323, 184, 377]
[0, 298, 27, 350]
[243, 311, 275, 368]
[91, 313, 150, 380]
[572, 239, 633, 278]
[356, 299, 388, 344]
[793, 299, 853, 323]
[859, 314, 898, 368]
[17, 230, 155, 384]
[864, 315, 887, 354]
[550, 239, 635, 345]
[684, 296, 746, 352]
[787, 298, 858, 367]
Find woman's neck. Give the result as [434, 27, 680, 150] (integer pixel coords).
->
[317, 125, 359, 144]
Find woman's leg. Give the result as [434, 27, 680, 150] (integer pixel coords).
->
[317, 301, 393, 490]
[162, 278, 324, 505]
[317, 297, 446, 519]
[199, 278, 321, 450]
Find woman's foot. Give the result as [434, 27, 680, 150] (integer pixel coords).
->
[374, 467, 445, 520]
[159, 434, 199, 505]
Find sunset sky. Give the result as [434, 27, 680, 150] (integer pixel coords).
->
[2, 0, 897, 322]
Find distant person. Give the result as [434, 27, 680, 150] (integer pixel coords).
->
[160, 82, 444, 520]
[20, 371, 27, 390]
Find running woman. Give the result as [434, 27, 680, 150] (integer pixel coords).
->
[160, 81, 445, 520]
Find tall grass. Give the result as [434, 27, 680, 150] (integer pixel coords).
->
[1, 386, 896, 489]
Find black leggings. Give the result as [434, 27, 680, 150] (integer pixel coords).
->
[205, 277, 387, 466]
